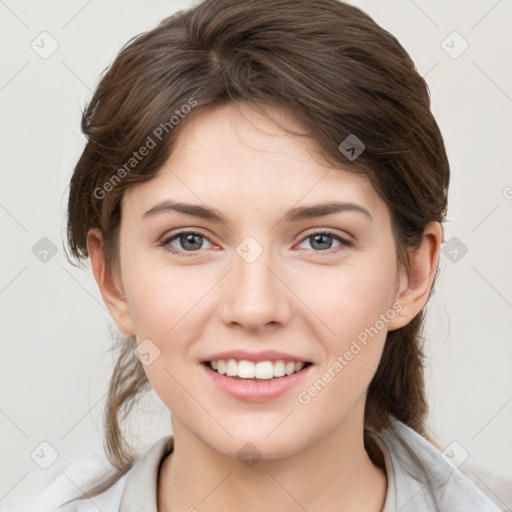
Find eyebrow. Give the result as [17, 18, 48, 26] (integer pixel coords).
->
[142, 199, 373, 223]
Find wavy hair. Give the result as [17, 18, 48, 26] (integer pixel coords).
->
[65, 0, 449, 499]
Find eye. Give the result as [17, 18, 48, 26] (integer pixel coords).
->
[160, 229, 353, 257]
[161, 231, 215, 256]
[297, 230, 353, 254]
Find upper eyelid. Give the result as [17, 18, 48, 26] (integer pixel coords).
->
[304, 228, 353, 240]
[162, 229, 215, 244]
[162, 228, 353, 250]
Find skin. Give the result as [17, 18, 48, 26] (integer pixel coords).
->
[88, 102, 441, 512]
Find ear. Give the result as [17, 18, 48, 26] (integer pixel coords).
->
[387, 221, 442, 331]
[87, 228, 135, 337]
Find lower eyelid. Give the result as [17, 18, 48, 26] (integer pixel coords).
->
[161, 230, 352, 255]
[299, 232, 353, 250]
[161, 231, 215, 253]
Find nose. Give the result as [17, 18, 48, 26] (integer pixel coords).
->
[218, 242, 292, 332]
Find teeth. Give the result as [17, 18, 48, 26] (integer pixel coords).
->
[208, 359, 307, 379]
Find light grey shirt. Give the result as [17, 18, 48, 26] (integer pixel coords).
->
[14, 418, 503, 511]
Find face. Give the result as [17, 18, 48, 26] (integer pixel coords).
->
[114, 102, 408, 459]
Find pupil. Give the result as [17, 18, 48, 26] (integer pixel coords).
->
[312, 234, 331, 250]
[182, 234, 202, 250]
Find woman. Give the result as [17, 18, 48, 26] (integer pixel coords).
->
[32, 0, 502, 510]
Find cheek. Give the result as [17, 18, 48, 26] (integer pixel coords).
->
[296, 252, 398, 402]
[121, 256, 212, 397]
[123, 239, 398, 416]
[122, 251, 208, 336]
[303, 256, 398, 345]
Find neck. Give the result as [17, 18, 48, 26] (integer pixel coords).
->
[157, 404, 387, 512]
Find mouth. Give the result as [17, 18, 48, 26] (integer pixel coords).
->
[201, 359, 314, 381]
[200, 357, 315, 402]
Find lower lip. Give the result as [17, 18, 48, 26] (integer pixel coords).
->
[200, 363, 313, 402]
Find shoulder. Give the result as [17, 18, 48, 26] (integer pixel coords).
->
[367, 417, 504, 512]
[51, 474, 127, 512]
[11, 435, 174, 512]
[6, 456, 128, 512]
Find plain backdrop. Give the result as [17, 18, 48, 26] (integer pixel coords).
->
[1, 0, 511, 509]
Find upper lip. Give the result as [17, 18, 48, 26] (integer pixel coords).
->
[201, 349, 312, 364]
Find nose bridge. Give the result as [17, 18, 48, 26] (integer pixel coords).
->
[219, 235, 290, 328]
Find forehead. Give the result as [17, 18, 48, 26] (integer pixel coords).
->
[121, 102, 386, 223]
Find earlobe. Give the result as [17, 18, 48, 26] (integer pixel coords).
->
[387, 222, 442, 331]
[87, 228, 135, 337]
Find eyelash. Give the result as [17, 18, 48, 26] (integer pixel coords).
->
[159, 230, 354, 257]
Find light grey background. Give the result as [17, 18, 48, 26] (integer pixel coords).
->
[1, 0, 511, 509]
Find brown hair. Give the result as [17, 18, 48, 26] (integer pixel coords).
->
[65, 0, 449, 499]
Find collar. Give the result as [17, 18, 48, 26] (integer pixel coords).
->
[117, 418, 500, 511]
[120, 434, 174, 512]
[118, 432, 396, 512]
